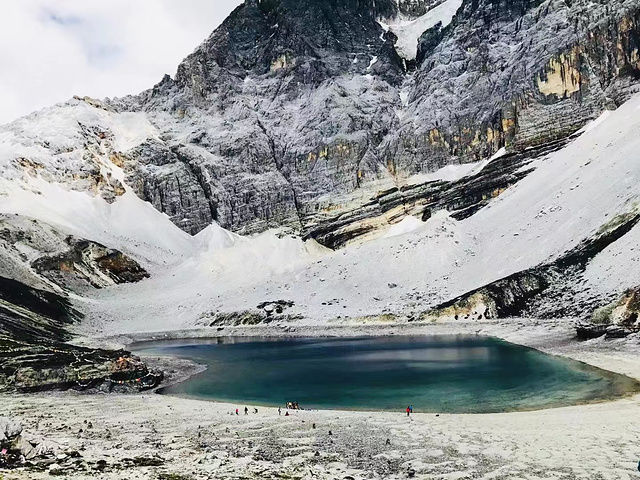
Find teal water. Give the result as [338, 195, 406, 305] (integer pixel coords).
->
[134, 336, 639, 413]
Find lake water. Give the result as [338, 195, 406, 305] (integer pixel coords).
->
[134, 335, 640, 413]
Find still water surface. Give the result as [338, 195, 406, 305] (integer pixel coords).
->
[134, 335, 639, 413]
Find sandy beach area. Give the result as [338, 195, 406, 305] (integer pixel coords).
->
[2, 320, 640, 480]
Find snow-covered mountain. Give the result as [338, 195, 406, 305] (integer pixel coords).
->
[1, 0, 640, 363]
[4, 0, 640, 240]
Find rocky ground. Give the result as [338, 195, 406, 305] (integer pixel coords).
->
[1, 319, 640, 479]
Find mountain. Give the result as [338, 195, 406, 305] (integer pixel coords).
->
[1, 0, 640, 388]
[4, 0, 640, 242]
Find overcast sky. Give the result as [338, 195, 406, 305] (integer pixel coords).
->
[0, 0, 243, 125]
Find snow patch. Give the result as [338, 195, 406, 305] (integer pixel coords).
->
[578, 110, 612, 135]
[384, 215, 425, 238]
[0, 178, 196, 263]
[380, 0, 463, 60]
[406, 159, 487, 184]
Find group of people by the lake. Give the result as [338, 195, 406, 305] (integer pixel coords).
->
[235, 407, 259, 415]
[234, 403, 415, 417]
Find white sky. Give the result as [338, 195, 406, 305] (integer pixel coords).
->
[0, 0, 243, 125]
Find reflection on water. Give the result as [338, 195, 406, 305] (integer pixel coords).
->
[134, 335, 640, 413]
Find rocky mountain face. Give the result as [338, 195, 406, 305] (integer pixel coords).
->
[101, 0, 640, 243]
[405, 0, 640, 164]
[2, 0, 639, 245]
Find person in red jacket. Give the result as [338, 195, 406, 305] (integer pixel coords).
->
[406, 406, 410, 417]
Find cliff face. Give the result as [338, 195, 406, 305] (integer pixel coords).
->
[120, 0, 407, 236]
[402, 0, 640, 168]
[3, 0, 640, 245]
[110, 0, 640, 241]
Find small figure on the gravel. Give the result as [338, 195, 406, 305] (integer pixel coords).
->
[254, 408, 258, 414]
[285, 411, 290, 416]
[278, 407, 282, 416]
[406, 406, 410, 417]
[235, 408, 239, 415]
[244, 407, 248, 415]
[409, 405, 413, 414]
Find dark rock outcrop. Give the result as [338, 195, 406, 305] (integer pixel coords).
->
[0, 214, 148, 292]
[32, 239, 149, 290]
[577, 286, 640, 338]
[0, 276, 160, 393]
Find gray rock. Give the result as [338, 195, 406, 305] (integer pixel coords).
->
[13, 434, 36, 460]
[0, 417, 22, 443]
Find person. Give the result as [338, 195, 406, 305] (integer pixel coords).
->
[278, 407, 282, 416]
[409, 405, 413, 414]
[285, 411, 290, 416]
[254, 408, 258, 414]
[244, 407, 248, 415]
[235, 408, 239, 415]
[406, 406, 410, 417]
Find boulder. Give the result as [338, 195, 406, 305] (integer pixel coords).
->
[13, 434, 36, 460]
[0, 417, 22, 444]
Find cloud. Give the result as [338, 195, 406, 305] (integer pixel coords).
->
[0, 0, 243, 125]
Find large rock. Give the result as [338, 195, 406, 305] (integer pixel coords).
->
[0, 417, 22, 444]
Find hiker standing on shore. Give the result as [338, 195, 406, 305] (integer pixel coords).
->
[244, 407, 248, 415]
[406, 406, 410, 417]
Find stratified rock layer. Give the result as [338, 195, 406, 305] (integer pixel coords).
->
[0, 276, 159, 392]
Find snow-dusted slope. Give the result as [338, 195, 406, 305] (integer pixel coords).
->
[0, 99, 197, 277]
[75, 95, 640, 335]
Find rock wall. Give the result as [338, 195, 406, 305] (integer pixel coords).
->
[303, 135, 571, 248]
[404, 0, 640, 164]
[5, 0, 640, 243]
[119, 0, 640, 239]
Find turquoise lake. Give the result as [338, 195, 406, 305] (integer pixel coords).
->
[134, 335, 639, 413]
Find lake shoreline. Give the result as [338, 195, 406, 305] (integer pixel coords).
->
[132, 330, 640, 414]
[3, 318, 640, 479]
